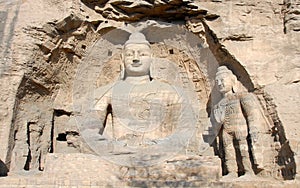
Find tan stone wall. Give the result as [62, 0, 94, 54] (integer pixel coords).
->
[0, 0, 299, 185]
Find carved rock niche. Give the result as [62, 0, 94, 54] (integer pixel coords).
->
[2, 2, 296, 187]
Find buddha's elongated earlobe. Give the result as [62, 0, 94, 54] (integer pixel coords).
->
[232, 75, 238, 93]
[149, 61, 153, 80]
[120, 53, 125, 80]
[149, 54, 154, 80]
[119, 63, 125, 80]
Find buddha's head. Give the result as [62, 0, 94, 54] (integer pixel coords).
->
[121, 32, 152, 79]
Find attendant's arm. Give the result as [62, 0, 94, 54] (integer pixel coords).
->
[240, 93, 261, 142]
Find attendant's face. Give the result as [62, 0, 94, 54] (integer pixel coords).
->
[123, 43, 152, 77]
[216, 73, 233, 94]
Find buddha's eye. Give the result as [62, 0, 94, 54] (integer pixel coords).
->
[125, 52, 133, 56]
[140, 52, 150, 56]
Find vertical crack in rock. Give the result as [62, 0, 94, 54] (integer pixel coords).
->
[23, 122, 32, 171]
[50, 111, 55, 154]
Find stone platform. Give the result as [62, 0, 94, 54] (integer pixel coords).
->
[0, 174, 299, 188]
[44, 153, 221, 182]
[0, 153, 299, 187]
[0, 153, 222, 187]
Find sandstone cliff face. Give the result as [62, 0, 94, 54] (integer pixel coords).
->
[0, 0, 299, 186]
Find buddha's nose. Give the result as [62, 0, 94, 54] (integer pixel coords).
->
[133, 59, 140, 64]
[133, 52, 140, 63]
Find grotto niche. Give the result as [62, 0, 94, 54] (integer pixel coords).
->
[0, 0, 296, 186]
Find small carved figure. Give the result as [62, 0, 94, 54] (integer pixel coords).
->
[213, 66, 261, 178]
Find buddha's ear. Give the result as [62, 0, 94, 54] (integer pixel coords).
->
[150, 62, 153, 80]
[119, 63, 125, 80]
[232, 75, 238, 93]
[119, 51, 125, 80]
[120, 51, 124, 62]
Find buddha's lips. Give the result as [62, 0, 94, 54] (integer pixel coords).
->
[131, 62, 142, 67]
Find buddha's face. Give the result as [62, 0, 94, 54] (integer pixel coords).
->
[216, 73, 233, 94]
[123, 43, 152, 77]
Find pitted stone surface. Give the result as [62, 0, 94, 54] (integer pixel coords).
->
[0, 0, 299, 186]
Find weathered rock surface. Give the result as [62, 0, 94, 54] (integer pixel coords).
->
[283, 0, 300, 33]
[0, 0, 299, 187]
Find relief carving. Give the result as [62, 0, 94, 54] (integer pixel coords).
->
[213, 66, 268, 179]
[94, 32, 185, 143]
[76, 31, 201, 167]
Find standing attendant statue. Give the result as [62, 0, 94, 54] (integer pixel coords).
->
[213, 66, 262, 179]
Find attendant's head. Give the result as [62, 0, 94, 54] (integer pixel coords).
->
[215, 66, 238, 96]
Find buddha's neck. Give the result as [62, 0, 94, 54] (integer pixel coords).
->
[124, 75, 151, 84]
